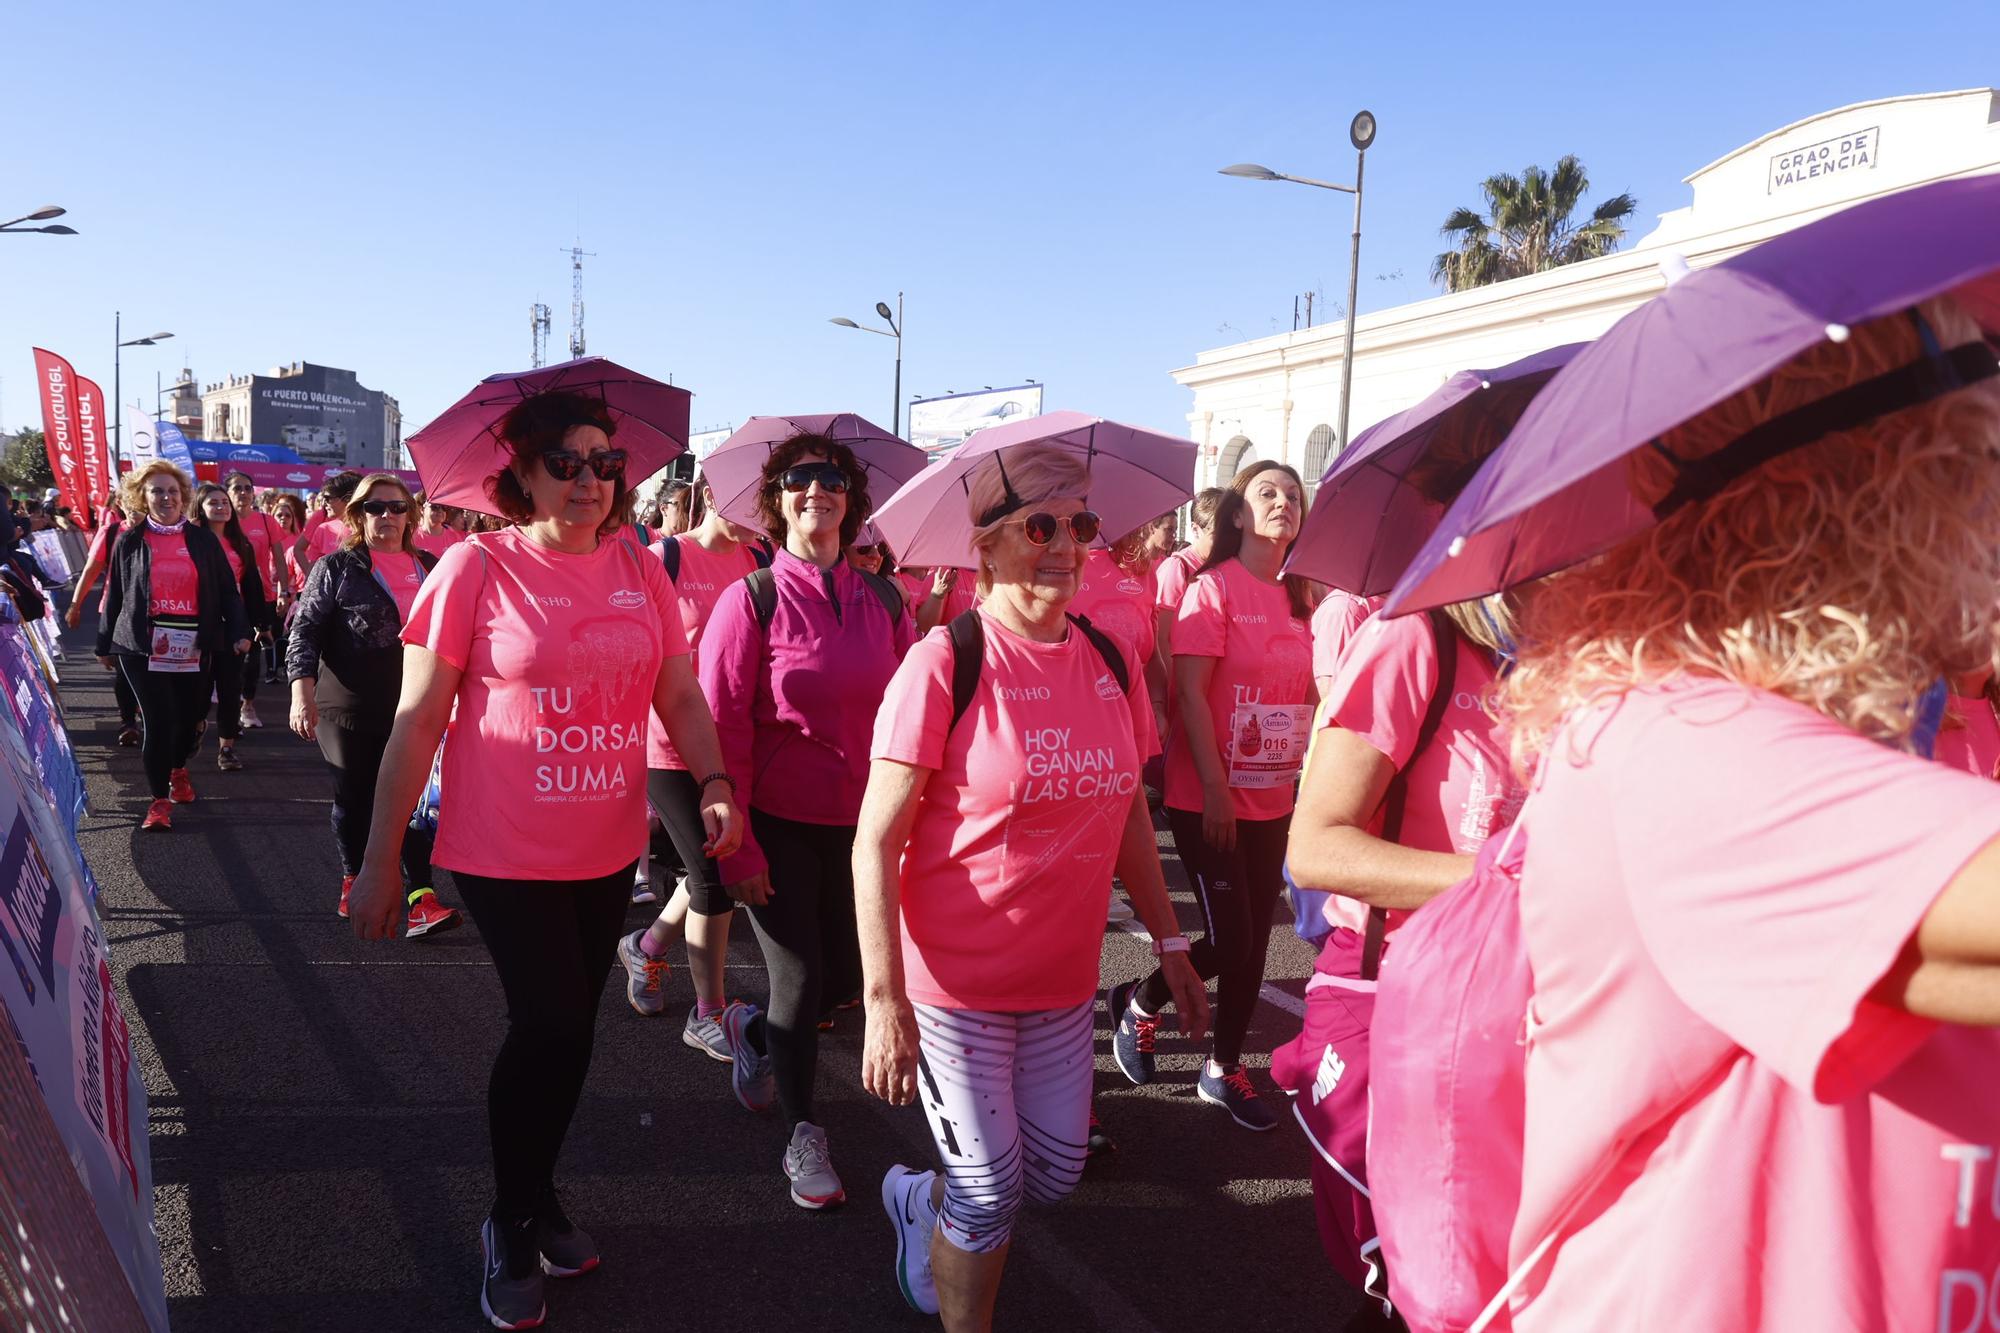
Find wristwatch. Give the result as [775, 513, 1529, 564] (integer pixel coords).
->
[1152, 934, 1191, 956]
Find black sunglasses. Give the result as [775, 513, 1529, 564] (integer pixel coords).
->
[850, 544, 881, 556]
[779, 462, 850, 495]
[540, 448, 628, 482]
[358, 499, 411, 517]
[999, 510, 1101, 546]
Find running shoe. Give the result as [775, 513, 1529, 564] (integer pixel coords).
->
[406, 892, 462, 939]
[1197, 1063, 1279, 1132]
[783, 1121, 845, 1210]
[880, 1164, 940, 1314]
[216, 745, 243, 771]
[533, 1189, 599, 1278]
[140, 799, 173, 832]
[479, 1213, 547, 1329]
[1106, 890, 1135, 924]
[1087, 1108, 1116, 1159]
[1106, 980, 1157, 1086]
[616, 929, 670, 1018]
[116, 726, 140, 747]
[168, 768, 196, 804]
[682, 1007, 733, 1063]
[630, 879, 658, 906]
[238, 700, 263, 729]
[719, 1002, 775, 1113]
[338, 876, 354, 919]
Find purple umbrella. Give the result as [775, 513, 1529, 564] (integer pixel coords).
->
[1387, 174, 2000, 615]
[406, 357, 691, 514]
[699, 413, 926, 533]
[1283, 342, 1586, 595]
[871, 410, 1197, 570]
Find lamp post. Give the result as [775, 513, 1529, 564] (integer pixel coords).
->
[829, 292, 904, 435]
[0, 204, 76, 236]
[1220, 109, 1377, 455]
[113, 314, 174, 468]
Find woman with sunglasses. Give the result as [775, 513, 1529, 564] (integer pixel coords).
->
[700, 433, 913, 1210]
[847, 520, 890, 576]
[856, 447, 1207, 1325]
[287, 474, 462, 938]
[411, 494, 465, 559]
[193, 482, 272, 772]
[223, 472, 287, 723]
[96, 461, 252, 831]
[345, 391, 741, 1331]
[617, 478, 771, 1060]
[1110, 462, 1317, 1132]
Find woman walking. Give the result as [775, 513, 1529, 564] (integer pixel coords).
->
[700, 431, 913, 1209]
[193, 482, 271, 771]
[287, 473, 461, 938]
[856, 446, 1207, 1328]
[1109, 462, 1316, 1130]
[94, 462, 251, 830]
[224, 470, 288, 722]
[345, 390, 741, 1330]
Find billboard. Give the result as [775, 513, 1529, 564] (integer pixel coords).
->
[242, 364, 393, 469]
[689, 427, 733, 460]
[907, 385, 1044, 461]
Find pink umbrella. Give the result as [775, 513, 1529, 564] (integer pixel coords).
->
[871, 410, 1197, 570]
[698, 413, 926, 531]
[406, 357, 691, 514]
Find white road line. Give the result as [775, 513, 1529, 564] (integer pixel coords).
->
[1114, 919, 1307, 1017]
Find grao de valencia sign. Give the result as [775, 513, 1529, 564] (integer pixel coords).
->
[1768, 126, 1879, 193]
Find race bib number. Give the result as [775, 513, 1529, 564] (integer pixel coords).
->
[1227, 703, 1311, 789]
[148, 625, 199, 674]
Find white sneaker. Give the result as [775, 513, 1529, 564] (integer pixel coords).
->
[631, 858, 658, 905]
[1106, 892, 1135, 924]
[238, 700, 263, 729]
[616, 929, 669, 1018]
[783, 1121, 845, 1209]
[882, 1164, 940, 1314]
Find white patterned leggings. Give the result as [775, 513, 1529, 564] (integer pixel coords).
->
[913, 1000, 1095, 1254]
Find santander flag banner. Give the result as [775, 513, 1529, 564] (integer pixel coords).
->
[30, 350, 88, 519]
[72, 377, 110, 526]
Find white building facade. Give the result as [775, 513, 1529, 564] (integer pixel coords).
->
[1173, 90, 2000, 489]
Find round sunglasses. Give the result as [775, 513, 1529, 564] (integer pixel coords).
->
[779, 462, 850, 495]
[539, 448, 628, 482]
[998, 510, 1101, 546]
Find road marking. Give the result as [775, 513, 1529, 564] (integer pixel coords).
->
[1113, 919, 1306, 1017]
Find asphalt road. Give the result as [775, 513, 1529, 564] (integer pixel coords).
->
[59, 617, 1357, 1332]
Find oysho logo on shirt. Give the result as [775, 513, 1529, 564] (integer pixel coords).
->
[609, 589, 647, 609]
[1234, 613, 1269, 625]
[998, 685, 1052, 702]
[534, 594, 573, 608]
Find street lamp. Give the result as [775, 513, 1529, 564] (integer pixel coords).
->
[0, 204, 77, 236]
[829, 292, 904, 435]
[113, 313, 175, 467]
[1220, 108, 1377, 455]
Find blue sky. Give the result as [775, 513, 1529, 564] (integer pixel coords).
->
[3, 1, 1993, 444]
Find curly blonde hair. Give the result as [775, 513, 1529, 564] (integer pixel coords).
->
[119, 460, 193, 521]
[1499, 295, 2000, 771]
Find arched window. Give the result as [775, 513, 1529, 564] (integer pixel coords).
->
[1303, 424, 1337, 483]
[1217, 435, 1252, 482]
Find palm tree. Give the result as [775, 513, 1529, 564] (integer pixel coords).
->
[1431, 156, 1637, 292]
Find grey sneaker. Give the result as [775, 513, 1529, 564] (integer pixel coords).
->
[616, 930, 670, 1018]
[881, 1164, 940, 1313]
[682, 1007, 734, 1063]
[719, 1002, 775, 1112]
[479, 1214, 547, 1330]
[534, 1191, 598, 1278]
[784, 1121, 846, 1210]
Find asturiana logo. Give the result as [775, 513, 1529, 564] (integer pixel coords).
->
[1264, 710, 1294, 733]
[1095, 673, 1122, 701]
[609, 589, 647, 610]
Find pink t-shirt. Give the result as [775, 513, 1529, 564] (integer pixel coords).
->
[239, 510, 282, 589]
[145, 528, 198, 618]
[307, 519, 349, 562]
[370, 549, 425, 622]
[1154, 548, 1199, 616]
[1319, 612, 1523, 934]
[1070, 548, 1157, 664]
[400, 529, 689, 880]
[1163, 558, 1314, 821]
[646, 535, 759, 771]
[216, 532, 245, 585]
[87, 519, 121, 610]
[1311, 588, 1383, 686]
[896, 571, 931, 607]
[1936, 694, 2000, 779]
[412, 527, 463, 560]
[873, 610, 1148, 1010]
[1510, 678, 2000, 1333]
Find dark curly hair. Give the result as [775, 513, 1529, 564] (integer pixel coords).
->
[484, 389, 631, 538]
[756, 433, 871, 548]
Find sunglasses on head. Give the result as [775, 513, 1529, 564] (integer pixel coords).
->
[358, 499, 411, 517]
[779, 462, 850, 494]
[539, 448, 628, 482]
[999, 510, 1101, 546]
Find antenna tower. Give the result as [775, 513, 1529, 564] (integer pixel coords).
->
[530, 303, 552, 368]
[562, 244, 596, 359]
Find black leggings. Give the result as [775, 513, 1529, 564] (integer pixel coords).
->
[645, 768, 726, 914]
[209, 648, 245, 742]
[452, 863, 633, 1218]
[319, 722, 435, 885]
[742, 808, 862, 1129]
[118, 657, 209, 799]
[239, 641, 261, 703]
[1139, 807, 1292, 1066]
[112, 666, 138, 729]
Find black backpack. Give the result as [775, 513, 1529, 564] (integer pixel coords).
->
[943, 608, 1130, 732]
[659, 536, 771, 583]
[743, 564, 903, 630]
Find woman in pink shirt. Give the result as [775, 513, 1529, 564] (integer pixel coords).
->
[699, 431, 914, 1211]
[1152, 485, 1225, 676]
[854, 445, 1207, 1325]
[192, 482, 272, 772]
[410, 494, 466, 560]
[225, 470, 288, 712]
[1111, 463, 1317, 1132]
[344, 390, 743, 1330]
[1477, 297, 2000, 1333]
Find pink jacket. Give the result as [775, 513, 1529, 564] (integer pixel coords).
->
[699, 548, 914, 880]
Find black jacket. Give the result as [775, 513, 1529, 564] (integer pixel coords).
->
[286, 544, 438, 727]
[97, 522, 250, 659]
